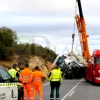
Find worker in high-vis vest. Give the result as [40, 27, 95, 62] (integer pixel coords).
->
[16, 62, 23, 78]
[19, 63, 33, 100]
[58, 67, 63, 78]
[49, 66, 62, 100]
[8, 64, 17, 81]
[32, 66, 45, 100]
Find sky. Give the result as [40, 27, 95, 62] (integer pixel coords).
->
[0, 0, 100, 55]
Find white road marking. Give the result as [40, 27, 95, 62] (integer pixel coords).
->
[42, 82, 49, 86]
[61, 78, 83, 100]
[77, 78, 85, 82]
[69, 91, 75, 97]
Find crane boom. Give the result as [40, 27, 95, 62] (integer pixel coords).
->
[75, 0, 90, 60]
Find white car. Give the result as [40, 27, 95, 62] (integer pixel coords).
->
[0, 66, 23, 100]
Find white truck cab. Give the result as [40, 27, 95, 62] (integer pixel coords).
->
[0, 66, 23, 100]
[52, 54, 80, 74]
[53, 54, 74, 67]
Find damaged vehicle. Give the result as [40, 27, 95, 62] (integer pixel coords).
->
[53, 52, 86, 79]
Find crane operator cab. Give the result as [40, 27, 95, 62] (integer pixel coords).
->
[0, 66, 23, 100]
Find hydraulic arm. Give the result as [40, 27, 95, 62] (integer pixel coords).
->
[75, 0, 90, 60]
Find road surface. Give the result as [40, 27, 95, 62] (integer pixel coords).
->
[30, 79, 100, 100]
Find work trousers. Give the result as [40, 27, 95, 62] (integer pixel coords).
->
[50, 86, 60, 100]
[33, 84, 43, 100]
[23, 83, 33, 100]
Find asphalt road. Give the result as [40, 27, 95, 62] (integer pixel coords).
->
[30, 79, 100, 100]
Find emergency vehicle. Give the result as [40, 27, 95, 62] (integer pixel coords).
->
[0, 66, 23, 100]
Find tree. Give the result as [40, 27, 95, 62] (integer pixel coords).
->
[0, 26, 17, 60]
[31, 43, 35, 55]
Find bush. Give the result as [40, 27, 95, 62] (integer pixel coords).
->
[0, 26, 57, 62]
[0, 26, 17, 60]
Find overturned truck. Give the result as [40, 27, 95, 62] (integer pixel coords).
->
[53, 51, 87, 79]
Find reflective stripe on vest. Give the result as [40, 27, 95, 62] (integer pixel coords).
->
[17, 69, 20, 74]
[50, 69, 62, 81]
[33, 78, 41, 82]
[20, 74, 32, 82]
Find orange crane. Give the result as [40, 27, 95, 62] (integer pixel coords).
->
[75, 0, 100, 84]
[75, 0, 90, 61]
[52, 0, 100, 84]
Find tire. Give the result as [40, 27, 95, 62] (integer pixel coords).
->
[85, 79, 88, 82]
[92, 76, 96, 86]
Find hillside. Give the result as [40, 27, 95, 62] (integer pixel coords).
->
[0, 56, 52, 78]
[29, 56, 52, 78]
[0, 26, 57, 78]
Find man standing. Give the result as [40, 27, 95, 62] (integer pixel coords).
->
[49, 65, 62, 100]
[8, 64, 17, 81]
[16, 62, 23, 78]
[19, 63, 33, 100]
[32, 66, 45, 100]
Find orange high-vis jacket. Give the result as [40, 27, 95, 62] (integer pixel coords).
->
[32, 70, 44, 84]
[19, 68, 33, 83]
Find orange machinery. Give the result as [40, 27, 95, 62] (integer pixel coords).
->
[75, 0, 100, 84]
[75, 0, 90, 61]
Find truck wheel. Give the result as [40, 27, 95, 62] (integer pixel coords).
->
[85, 79, 88, 82]
[92, 76, 95, 86]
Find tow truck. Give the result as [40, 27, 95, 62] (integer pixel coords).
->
[75, 0, 100, 84]
[0, 66, 23, 100]
[52, 0, 100, 84]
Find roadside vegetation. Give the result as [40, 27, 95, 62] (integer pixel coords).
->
[0, 26, 57, 63]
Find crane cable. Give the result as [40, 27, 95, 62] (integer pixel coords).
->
[72, 0, 77, 51]
[73, 0, 77, 35]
